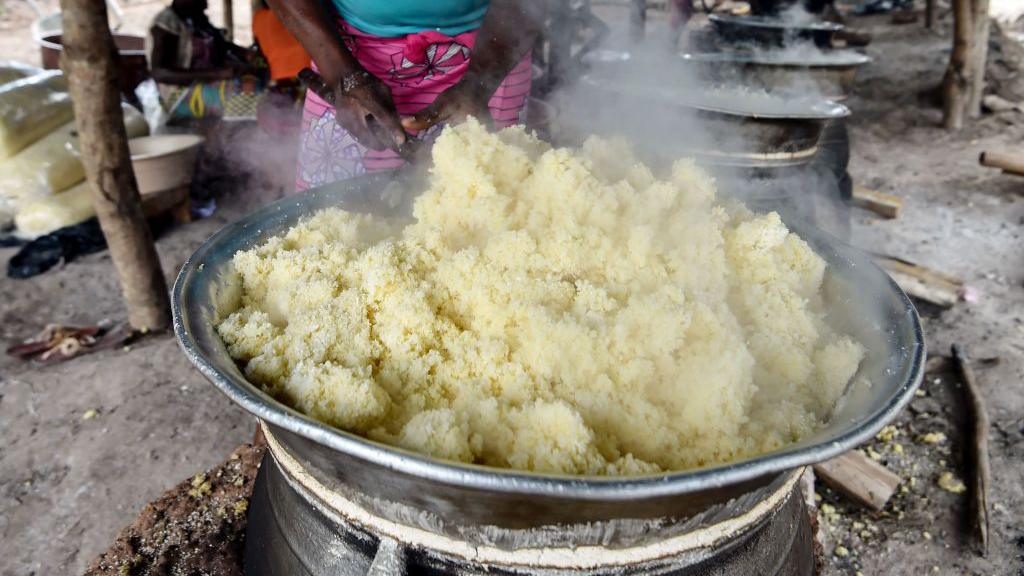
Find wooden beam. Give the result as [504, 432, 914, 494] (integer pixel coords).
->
[951, 344, 990, 554]
[813, 451, 901, 511]
[980, 150, 1024, 176]
[852, 185, 903, 218]
[875, 256, 963, 308]
[60, 0, 171, 332]
[630, 0, 647, 43]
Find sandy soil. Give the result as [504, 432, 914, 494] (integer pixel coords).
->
[820, 13, 1024, 576]
[0, 3, 1022, 576]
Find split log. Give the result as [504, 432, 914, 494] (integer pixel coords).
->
[875, 256, 964, 308]
[944, 0, 974, 129]
[951, 344, 990, 554]
[852, 185, 903, 218]
[60, 0, 171, 331]
[813, 451, 901, 511]
[979, 150, 1024, 176]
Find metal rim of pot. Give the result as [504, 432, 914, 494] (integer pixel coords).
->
[679, 50, 872, 70]
[576, 74, 851, 120]
[172, 174, 926, 503]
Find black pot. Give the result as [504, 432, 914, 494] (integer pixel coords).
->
[708, 15, 844, 48]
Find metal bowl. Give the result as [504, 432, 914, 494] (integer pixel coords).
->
[173, 174, 923, 532]
[573, 75, 850, 167]
[708, 14, 844, 48]
[681, 50, 872, 100]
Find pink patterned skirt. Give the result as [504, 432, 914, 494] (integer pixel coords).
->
[295, 22, 532, 191]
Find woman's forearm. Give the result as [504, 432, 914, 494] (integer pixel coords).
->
[264, 0, 359, 85]
[462, 0, 545, 100]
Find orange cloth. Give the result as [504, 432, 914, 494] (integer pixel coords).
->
[252, 8, 311, 81]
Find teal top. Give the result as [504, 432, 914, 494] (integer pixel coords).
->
[331, 0, 490, 37]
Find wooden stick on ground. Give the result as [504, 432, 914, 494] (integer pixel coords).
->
[951, 344, 990, 555]
[60, 0, 171, 332]
[813, 451, 901, 511]
[852, 185, 903, 219]
[980, 150, 1024, 177]
[875, 256, 964, 308]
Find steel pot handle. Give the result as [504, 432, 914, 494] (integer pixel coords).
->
[367, 536, 406, 576]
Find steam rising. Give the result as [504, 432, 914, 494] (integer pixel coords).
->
[188, 4, 860, 241]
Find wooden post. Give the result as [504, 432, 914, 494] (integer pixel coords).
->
[967, 0, 991, 117]
[925, 0, 936, 28]
[222, 0, 234, 41]
[630, 0, 646, 43]
[60, 0, 171, 332]
[943, 0, 973, 129]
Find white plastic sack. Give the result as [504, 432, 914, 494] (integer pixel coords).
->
[0, 71, 74, 161]
[0, 103, 149, 220]
[14, 182, 95, 239]
[0, 61, 42, 87]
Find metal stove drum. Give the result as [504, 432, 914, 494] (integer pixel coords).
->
[173, 175, 924, 575]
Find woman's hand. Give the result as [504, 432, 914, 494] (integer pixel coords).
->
[401, 0, 545, 133]
[331, 71, 408, 152]
[264, 0, 407, 152]
[300, 67, 408, 152]
[400, 82, 491, 132]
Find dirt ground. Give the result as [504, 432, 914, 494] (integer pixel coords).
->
[0, 2, 1022, 575]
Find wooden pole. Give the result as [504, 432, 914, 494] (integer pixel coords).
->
[943, 0, 973, 129]
[60, 0, 171, 332]
[630, 0, 646, 43]
[925, 0, 936, 29]
[967, 0, 991, 117]
[222, 0, 234, 41]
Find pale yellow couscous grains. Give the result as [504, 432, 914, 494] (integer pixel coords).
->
[217, 119, 864, 475]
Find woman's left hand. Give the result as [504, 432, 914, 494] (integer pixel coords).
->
[400, 82, 491, 132]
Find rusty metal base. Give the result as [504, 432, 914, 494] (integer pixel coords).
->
[245, 454, 814, 576]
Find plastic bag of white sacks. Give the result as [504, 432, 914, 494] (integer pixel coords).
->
[0, 61, 42, 87]
[134, 79, 169, 135]
[0, 71, 74, 161]
[0, 103, 150, 210]
[14, 181, 96, 239]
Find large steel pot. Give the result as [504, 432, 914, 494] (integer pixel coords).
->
[680, 51, 871, 101]
[571, 75, 850, 168]
[173, 173, 923, 540]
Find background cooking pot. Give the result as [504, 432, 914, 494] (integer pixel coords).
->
[708, 14, 844, 48]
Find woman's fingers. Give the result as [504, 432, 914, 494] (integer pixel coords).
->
[336, 105, 385, 150]
[360, 95, 409, 152]
[401, 104, 448, 132]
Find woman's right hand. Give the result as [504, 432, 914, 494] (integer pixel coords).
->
[330, 70, 408, 152]
[263, 0, 409, 151]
